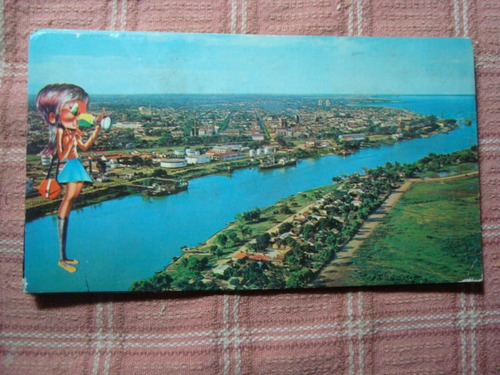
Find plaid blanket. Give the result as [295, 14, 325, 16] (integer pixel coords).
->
[1, 1, 499, 374]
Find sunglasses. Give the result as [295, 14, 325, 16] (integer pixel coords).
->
[59, 101, 87, 123]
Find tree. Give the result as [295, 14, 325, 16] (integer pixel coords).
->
[241, 208, 262, 223]
[314, 242, 323, 252]
[210, 245, 223, 257]
[301, 223, 315, 240]
[255, 233, 271, 251]
[286, 268, 313, 288]
[132, 155, 145, 166]
[216, 233, 228, 247]
[279, 204, 293, 215]
[171, 256, 209, 290]
[152, 271, 173, 290]
[275, 135, 290, 148]
[152, 168, 168, 178]
[239, 225, 253, 239]
[226, 231, 239, 244]
[159, 132, 174, 146]
[249, 233, 271, 252]
[129, 271, 173, 291]
[279, 222, 293, 234]
[96, 160, 107, 174]
[129, 279, 156, 292]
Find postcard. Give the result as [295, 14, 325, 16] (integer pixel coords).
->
[24, 30, 481, 293]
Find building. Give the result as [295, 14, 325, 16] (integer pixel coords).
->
[185, 148, 199, 157]
[218, 152, 245, 161]
[186, 155, 211, 165]
[212, 264, 230, 276]
[40, 154, 51, 166]
[160, 159, 187, 168]
[207, 146, 232, 154]
[139, 106, 152, 115]
[338, 134, 366, 143]
[280, 118, 288, 129]
[263, 146, 275, 155]
[251, 133, 265, 141]
[232, 252, 271, 262]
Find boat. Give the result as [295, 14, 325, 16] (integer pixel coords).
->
[259, 157, 297, 170]
[145, 179, 188, 196]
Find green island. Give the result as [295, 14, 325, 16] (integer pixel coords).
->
[129, 146, 481, 291]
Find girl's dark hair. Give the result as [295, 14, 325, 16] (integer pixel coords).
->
[36, 83, 90, 156]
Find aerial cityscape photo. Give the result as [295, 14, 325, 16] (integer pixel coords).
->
[24, 31, 481, 292]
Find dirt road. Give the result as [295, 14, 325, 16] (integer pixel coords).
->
[312, 180, 414, 287]
[312, 171, 478, 287]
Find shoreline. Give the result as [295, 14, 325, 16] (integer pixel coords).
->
[159, 169, 479, 291]
[25, 148, 327, 221]
[24, 126, 458, 222]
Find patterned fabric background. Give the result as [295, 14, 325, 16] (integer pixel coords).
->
[1, 1, 499, 374]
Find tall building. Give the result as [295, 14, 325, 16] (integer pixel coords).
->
[280, 118, 288, 129]
[191, 112, 199, 136]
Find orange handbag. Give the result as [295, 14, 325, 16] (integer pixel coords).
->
[38, 156, 62, 199]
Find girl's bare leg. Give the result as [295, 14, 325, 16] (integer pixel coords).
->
[57, 182, 84, 272]
[58, 182, 84, 218]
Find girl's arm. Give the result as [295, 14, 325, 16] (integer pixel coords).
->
[76, 125, 101, 151]
[56, 127, 75, 160]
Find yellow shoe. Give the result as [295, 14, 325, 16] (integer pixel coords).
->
[65, 259, 79, 265]
[58, 260, 77, 273]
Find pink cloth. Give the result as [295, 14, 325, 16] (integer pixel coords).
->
[1, 0, 500, 373]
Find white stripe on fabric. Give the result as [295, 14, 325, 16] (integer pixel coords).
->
[104, 302, 114, 375]
[348, 2, 354, 36]
[233, 295, 241, 375]
[358, 292, 365, 375]
[223, 295, 231, 375]
[462, 0, 469, 37]
[231, 0, 238, 34]
[460, 292, 468, 375]
[120, 0, 128, 31]
[3, 313, 500, 349]
[482, 224, 500, 230]
[109, 0, 118, 30]
[347, 292, 356, 375]
[453, 0, 461, 36]
[356, 0, 363, 36]
[241, 0, 248, 34]
[92, 303, 104, 375]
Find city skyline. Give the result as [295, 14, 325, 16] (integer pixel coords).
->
[28, 31, 475, 96]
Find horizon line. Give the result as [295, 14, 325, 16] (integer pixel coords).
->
[27, 92, 476, 97]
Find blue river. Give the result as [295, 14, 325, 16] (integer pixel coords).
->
[24, 95, 478, 292]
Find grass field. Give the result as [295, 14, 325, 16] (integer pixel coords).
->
[345, 175, 482, 286]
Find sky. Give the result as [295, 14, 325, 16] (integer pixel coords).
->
[28, 30, 476, 96]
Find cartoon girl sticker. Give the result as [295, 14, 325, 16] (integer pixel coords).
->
[36, 83, 105, 273]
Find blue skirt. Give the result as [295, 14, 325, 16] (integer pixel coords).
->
[57, 158, 93, 184]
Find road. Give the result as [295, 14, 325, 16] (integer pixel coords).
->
[312, 180, 413, 287]
[312, 171, 478, 287]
